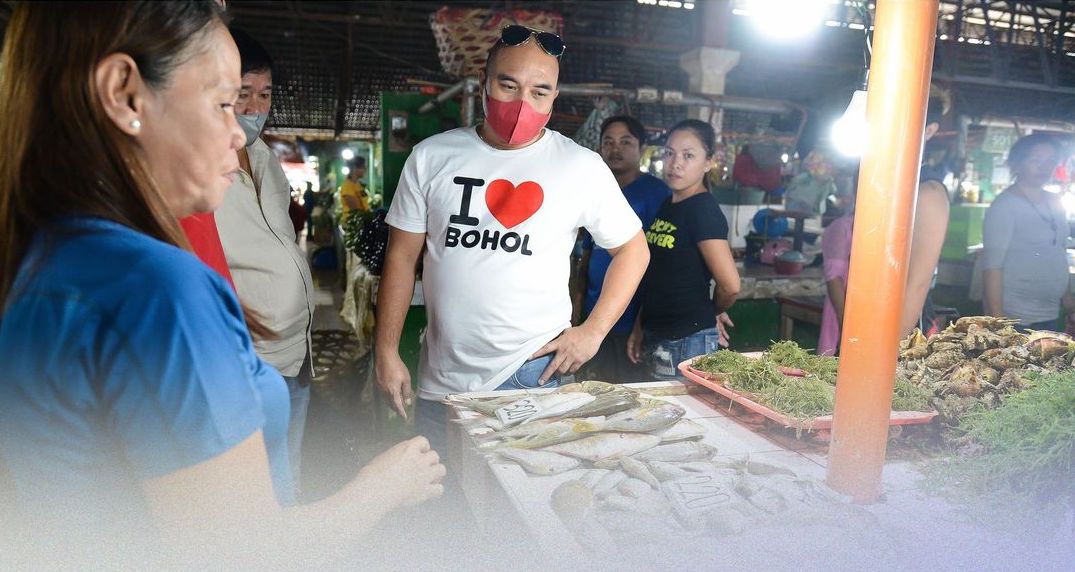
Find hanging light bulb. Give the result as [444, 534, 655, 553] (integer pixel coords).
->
[342, 166, 351, 176]
[341, 148, 355, 161]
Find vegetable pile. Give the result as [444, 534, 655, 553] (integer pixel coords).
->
[691, 341, 931, 429]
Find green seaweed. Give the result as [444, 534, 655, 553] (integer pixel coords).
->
[925, 370, 1075, 509]
[892, 377, 933, 412]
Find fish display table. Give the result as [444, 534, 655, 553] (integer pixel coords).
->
[443, 381, 821, 558]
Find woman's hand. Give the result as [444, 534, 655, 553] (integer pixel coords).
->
[715, 313, 734, 347]
[356, 436, 445, 510]
[627, 319, 644, 364]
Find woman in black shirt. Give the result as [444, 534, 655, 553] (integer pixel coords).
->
[628, 120, 740, 379]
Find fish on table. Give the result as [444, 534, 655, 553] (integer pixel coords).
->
[560, 389, 639, 419]
[654, 418, 706, 443]
[543, 432, 662, 463]
[484, 417, 606, 450]
[604, 402, 686, 433]
[632, 441, 718, 463]
[495, 448, 580, 476]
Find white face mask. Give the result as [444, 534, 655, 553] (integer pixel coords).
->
[236, 113, 268, 147]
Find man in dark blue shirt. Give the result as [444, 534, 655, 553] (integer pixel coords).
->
[572, 115, 670, 382]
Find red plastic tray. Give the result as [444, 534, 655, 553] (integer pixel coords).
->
[678, 357, 937, 431]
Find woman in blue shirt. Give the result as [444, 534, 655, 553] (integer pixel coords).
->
[0, 1, 443, 564]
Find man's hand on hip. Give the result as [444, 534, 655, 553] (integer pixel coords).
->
[532, 324, 604, 383]
[375, 353, 413, 420]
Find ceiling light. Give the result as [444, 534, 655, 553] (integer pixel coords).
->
[341, 148, 355, 160]
[742, 0, 827, 40]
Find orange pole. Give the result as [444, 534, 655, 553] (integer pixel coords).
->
[826, 0, 939, 503]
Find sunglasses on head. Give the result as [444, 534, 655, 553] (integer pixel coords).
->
[500, 25, 566, 59]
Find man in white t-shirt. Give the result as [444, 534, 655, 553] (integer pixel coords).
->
[377, 27, 650, 453]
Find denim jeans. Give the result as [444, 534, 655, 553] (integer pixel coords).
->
[415, 355, 565, 457]
[642, 327, 720, 380]
[493, 354, 565, 391]
[282, 374, 310, 496]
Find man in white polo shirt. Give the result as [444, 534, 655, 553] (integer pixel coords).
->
[215, 28, 315, 492]
[376, 26, 650, 454]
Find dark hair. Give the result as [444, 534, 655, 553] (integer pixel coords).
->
[353, 156, 367, 168]
[0, 2, 272, 339]
[925, 95, 946, 128]
[668, 119, 717, 158]
[1007, 133, 1062, 170]
[600, 115, 647, 147]
[229, 27, 273, 76]
[0, 1, 223, 302]
[484, 41, 506, 75]
[483, 36, 561, 76]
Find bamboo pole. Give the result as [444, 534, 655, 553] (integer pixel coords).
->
[826, 0, 939, 503]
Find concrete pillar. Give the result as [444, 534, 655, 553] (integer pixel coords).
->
[678, 47, 741, 131]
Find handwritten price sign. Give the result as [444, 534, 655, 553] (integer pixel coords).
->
[495, 397, 543, 426]
[663, 473, 735, 527]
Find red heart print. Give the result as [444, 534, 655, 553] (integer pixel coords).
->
[485, 179, 544, 229]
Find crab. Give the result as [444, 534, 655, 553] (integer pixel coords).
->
[997, 327, 1028, 347]
[899, 329, 929, 360]
[940, 362, 983, 397]
[929, 340, 964, 353]
[924, 348, 965, 370]
[951, 316, 1021, 333]
[995, 368, 1029, 392]
[937, 359, 1000, 398]
[962, 323, 1008, 351]
[978, 346, 1030, 370]
[927, 329, 965, 345]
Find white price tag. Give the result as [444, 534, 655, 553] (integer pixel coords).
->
[494, 397, 542, 426]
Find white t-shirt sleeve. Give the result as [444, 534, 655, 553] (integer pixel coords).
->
[579, 156, 642, 249]
[385, 150, 427, 233]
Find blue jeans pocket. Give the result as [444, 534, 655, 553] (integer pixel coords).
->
[703, 333, 719, 354]
[645, 328, 718, 380]
[497, 356, 562, 390]
[646, 342, 679, 380]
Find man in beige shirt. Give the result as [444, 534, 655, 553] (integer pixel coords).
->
[216, 28, 315, 492]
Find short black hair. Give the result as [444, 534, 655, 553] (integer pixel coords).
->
[668, 119, 717, 158]
[353, 156, 367, 168]
[925, 95, 946, 128]
[229, 27, 273, 77]
[484, 41, 505, 75]
[600, 115, 647, 147]
[1007, 133, 1062, 170]
[483, 36, 561, 76]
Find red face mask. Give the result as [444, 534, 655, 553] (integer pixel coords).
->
[483, 92, 551, 146]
